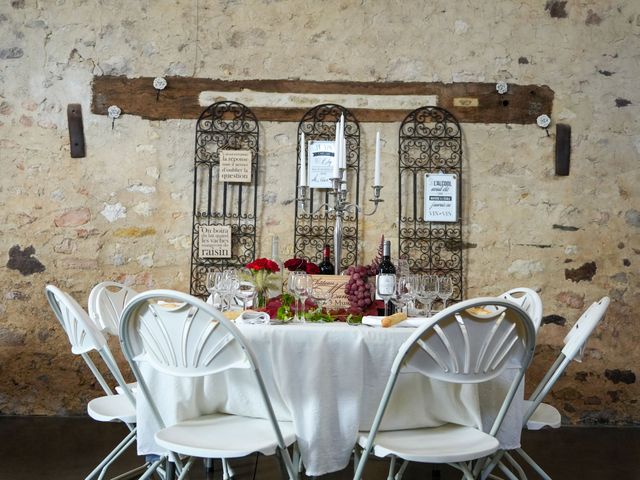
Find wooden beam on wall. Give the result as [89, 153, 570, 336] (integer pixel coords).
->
[91, 76, 553, 124]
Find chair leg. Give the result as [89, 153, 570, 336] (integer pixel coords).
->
[85, 428, 137, 480]
[222, 458, 235, 479]
[514, 448, 552, 480]
[138, 457, 166, 480]
[387, 455, 397, 480]
[395, 460, 409, 480]
[502, 451, 528, 480]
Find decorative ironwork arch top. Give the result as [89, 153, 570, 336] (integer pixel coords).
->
[294, 104, 362, 270]
[190, 101, 259, 298]
[398, 106, 464, 301]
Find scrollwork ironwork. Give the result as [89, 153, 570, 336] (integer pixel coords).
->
[190, 101, 259, 298]
[294, 104, 361, 269]
[398, 106, 464, 301]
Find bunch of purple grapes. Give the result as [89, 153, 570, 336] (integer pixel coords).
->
[344, 265, 376, 310]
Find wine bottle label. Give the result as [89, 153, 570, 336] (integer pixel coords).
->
[376, 275, 396, 295]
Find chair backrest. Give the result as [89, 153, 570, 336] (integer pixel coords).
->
[45, 285, 134, 402]
[500, 287, 543, 332]
[399, 297, 536, 384]
[524, 296, 609, 422]
[88, 281, 138, 336]
[120, 290, 288, 447]
[380, 297, 536, 438]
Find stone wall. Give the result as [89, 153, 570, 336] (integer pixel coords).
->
[0, 0, 638, 423]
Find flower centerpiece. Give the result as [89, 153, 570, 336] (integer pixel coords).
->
[284, 257, 320, 274]
[245, 257, 280, 308]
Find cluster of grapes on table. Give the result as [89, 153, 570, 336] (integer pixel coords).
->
[344, 264, 377, 310]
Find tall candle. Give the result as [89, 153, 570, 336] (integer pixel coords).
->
[341, 167, 347, 191]
[341, 134, 346, 169]
[374, 131, 381, 186]
[333, 120, 341, 178]
[299, 131, 307, 186]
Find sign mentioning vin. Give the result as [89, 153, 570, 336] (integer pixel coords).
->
[424, 173, 458, 222]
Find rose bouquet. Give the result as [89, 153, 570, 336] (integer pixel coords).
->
[245, 257, 280, 308]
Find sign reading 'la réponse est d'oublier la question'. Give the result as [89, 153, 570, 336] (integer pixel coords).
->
[218, 150, 252, 183]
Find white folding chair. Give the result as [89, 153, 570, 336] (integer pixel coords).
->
[500, 288, 543, 333]
[118, 289, 298, 480]
[45, 285, 143, 480]
[492, 296, 610, 480]
[88, 281, 138, 336]
[353, 297, 537, 480]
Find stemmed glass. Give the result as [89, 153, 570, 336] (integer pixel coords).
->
[417, 274, 438, 316]
[218, 269, 239, 311]
[376, 273, 396, 316]
[438, 276, 454, 309]
[236, 280, 256, 311]
[206, 270, 222, 308]
[293, 273, 312, 322]
[288, 271, 304, 322]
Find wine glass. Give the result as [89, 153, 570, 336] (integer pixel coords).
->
[438, 275, 454, 309]
[288, 271, 304, 322]
[206, 270, 222, 307]
[376, 273, 396, 316]
[293, 273, 312, 322]
[417, 274, 438, 316]
[236, 280, 256, 311]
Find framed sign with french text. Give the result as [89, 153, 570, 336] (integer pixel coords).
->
[219, 149, 252, 183]
[198, 225, 232, 258]
[424, 173, 458, 222]
[307, 140, 336, 189]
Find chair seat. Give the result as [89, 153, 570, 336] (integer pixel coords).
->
[358, 423, 500, 464]
[155, 412, 296, 459]
[525, 401, 561, 430]
[87, 393, 136, 423]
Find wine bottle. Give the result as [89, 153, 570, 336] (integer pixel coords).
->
[318, 245, 335, 275]
[376, 240, 396, 315]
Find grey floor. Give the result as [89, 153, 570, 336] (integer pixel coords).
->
[0, 416, 638, 479]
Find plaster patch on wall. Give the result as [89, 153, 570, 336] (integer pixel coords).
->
[137, 253, 154, 268]
[507, 259, 544, 279]
[100, 203, 126, 222]
[127, 183, 156, 194]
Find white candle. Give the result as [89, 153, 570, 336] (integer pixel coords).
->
[340, 115, 346, 169]
[299, 131, 307, 186]
[374, 131, 381, 186]
[333, 120, 341, 179]
[341, 167, 347, 191]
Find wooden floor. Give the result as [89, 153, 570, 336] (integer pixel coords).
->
[0, 416, 638, 479]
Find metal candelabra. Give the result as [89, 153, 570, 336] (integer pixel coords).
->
[296, 167, 383, 274]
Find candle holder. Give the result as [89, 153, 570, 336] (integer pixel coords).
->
[296, 166, 384, 274]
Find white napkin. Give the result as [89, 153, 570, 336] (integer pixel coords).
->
[234, 311, 270, 325]
[362, 315, 431, 328]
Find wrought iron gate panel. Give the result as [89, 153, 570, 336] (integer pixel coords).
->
[398, 106, 464, 301]
[294, 104, 361, 269]
[190, 101, 259, 298]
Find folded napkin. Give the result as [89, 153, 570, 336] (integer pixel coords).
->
[234, 310, 270, 325]
[362, 315, 432, 328]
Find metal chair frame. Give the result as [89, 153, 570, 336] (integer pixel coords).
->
[353, 297, 537, 480]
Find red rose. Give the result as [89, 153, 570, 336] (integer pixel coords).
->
[284, 258, 307, 271]
[246, 257, 280, 273]
[305, 262, 320, 274]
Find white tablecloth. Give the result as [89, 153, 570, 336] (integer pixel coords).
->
[135, 322, 523, 476]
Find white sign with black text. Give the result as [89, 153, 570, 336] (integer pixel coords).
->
[424, 173, 458, 222]
[307, 140, 336, 189]
[218, 150, 253, 183]
[198, 225, 232, 258]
